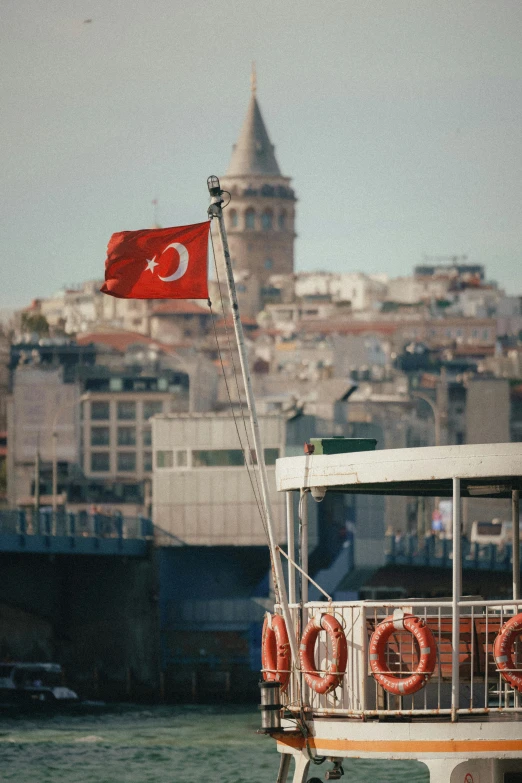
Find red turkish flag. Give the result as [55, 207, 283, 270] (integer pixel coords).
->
[100, 221, 210, 299]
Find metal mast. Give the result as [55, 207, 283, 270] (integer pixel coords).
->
[207, 176, 299, 666]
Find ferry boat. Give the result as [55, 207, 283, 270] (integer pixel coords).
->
[259, 441, 522, 783]
[0, 662, 79, 705]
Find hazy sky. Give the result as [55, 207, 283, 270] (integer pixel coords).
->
[2, 0, 521, 310]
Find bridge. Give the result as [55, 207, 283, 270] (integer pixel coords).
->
[384, 532, 521, 572]
[0, 509, 152, 556]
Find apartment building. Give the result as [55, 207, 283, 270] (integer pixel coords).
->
[80, 369, 189, 493]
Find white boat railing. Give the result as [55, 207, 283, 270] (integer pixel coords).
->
[278, 599, 522, 718]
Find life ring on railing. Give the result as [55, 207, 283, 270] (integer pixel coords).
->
[261, 612, 291, 692]
[299, 613, 347, 695]
[494, 612, 522, 692]
[369, 613, 437, 696]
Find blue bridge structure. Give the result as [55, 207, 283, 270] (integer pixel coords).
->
[384, 532, 521, 573]
[0, 509, 152, 556]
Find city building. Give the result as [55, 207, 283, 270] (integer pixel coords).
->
[294, 272, 388, 311]
[6, 333, 218, 514]
[79, 366, 190, 510]
[152, 412, 288, 546]
[7, 364, 80, 508]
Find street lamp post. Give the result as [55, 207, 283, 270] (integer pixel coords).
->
[51, 396, 78, 531]
[412, 391, 441, 447]
[51, 427, 58, 517]
[412, 379, 448, 537]
[34, 433, 41, 519]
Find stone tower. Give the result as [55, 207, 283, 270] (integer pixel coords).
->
[219, 71, 296, 304]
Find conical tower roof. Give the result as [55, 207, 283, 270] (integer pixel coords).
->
[226, 77, 281, 177]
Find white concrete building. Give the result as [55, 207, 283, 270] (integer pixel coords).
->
[152, 413, 288, 546]
[38, 281, 105, 334]
[385, 275, 451, 304]
[294, 272, 387, 311]
[330, 273, 387, 311]
[7, 366, 80, 506]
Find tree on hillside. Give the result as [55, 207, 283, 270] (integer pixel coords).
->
[21, 312, 50, 337]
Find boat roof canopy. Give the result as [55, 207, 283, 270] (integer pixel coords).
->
[275, 442, 522, 498]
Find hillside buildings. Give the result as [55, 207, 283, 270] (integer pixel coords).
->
[2, 79, 522, 699]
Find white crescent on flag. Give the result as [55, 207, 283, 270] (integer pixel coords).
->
[157, 243, 189, 282]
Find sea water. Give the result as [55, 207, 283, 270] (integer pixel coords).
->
[0, 705, 429, 783]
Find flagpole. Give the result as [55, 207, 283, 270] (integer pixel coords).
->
[207, 175, 299, 667]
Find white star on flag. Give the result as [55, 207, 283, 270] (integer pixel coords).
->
[145, 257, 158, 273]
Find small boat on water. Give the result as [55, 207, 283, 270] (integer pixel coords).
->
[0, 662, 78, 705]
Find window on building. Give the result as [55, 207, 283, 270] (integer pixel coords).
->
[245, 208, 255, 229]
[143, 451, 152, 472]
[250, 448, 280, 465]
[176, 450, 188, 467]
[91, 427, 110, 447]
[278, 211, 286, 230]
[109, 377, 123, 391]
[143, 428, 152, 447]
[143, 400, 163, 420]
[156, 450, 174, 468]
[229, 209, 238, 228]
[264, 448, 280, 465]
[192, 449, 244, 467]
[117, 401, 136, 420]
[264, 258, 273, 270]
[91, 452, 110, 472]
[117, 451, 136, 471]
[117, 427, 136, 446]
[261, 210, 273, 230]
[91, 401, 110, 420]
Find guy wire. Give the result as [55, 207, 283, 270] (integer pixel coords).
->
[209, 229, 265, 516]
[207, 230, 269, 544]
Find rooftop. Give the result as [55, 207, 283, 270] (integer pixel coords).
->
[76, 330, 177, 354]
[151, 301, 210, 316]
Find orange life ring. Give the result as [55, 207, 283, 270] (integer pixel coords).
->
[494, 612, 522, 692]
[369, 613, 437, 696]
[299, 613, 347, 695]
[261, 612, 291, 692]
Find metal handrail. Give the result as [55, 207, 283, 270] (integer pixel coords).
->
[280, 598, 522, 719]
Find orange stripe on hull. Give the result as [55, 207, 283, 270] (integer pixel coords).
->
[277, 737, 522, 754]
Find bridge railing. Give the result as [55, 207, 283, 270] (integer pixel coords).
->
[0, 509, 154, 540]
[385, 532, 519, 571]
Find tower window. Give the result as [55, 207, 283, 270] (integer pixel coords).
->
[245, 208, 255, 229]
[261, 210, 273, 231]
[264, 258, 273, 270]
[278, 211, 286, 230]
[229, 209, 238, 228]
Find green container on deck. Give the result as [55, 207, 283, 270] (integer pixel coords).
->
[309, 437, 377, 455]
